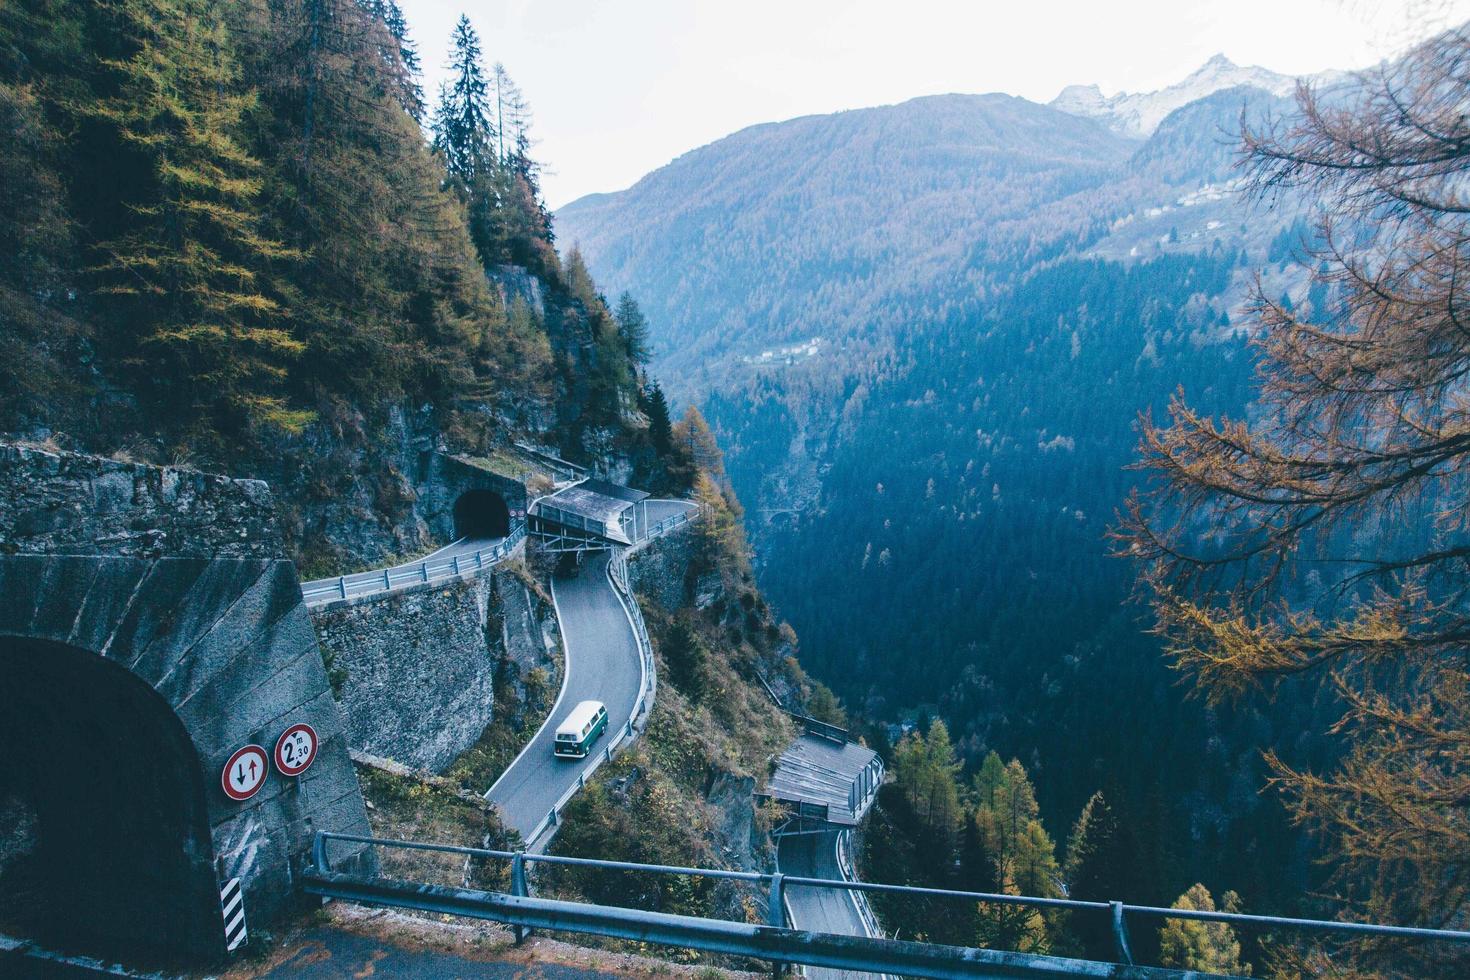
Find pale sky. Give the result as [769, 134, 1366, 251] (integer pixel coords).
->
[399, 0, 1470, 209]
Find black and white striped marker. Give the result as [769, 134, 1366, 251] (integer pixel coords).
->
[220, 877, 247, 952]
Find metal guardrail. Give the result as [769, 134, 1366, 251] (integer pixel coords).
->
[633, 507, 693, 544]
[304, 865, 1225, 980]
[301, 523, 527, 605]
[517, 551, 657, 851]
[793, 713, 850, 744]
[835, 829, 884, 942]
[310, 831, 1470, 973]
[513, 442, 588, 482]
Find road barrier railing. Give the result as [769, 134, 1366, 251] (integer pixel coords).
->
[512, 442, 588, 483]
[308, 831, 1470, 975]
[635, 507, 693, 544]
[835, 828, 884, 942]
[302, 523, 527, 605]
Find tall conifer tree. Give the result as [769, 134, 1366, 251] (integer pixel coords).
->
[91, 0, 306, 436]
[433, 14, 491, 185]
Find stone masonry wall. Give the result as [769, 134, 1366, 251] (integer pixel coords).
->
[497, 570, 561, 678]
[0, 442, 371, 959]
[0, 443, 282, 558]
[310, 575, 495, 773]
[308, 564, 560, 774]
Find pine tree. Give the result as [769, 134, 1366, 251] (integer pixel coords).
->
[1012, 820, 1060, 898]
[432, 14, 491, 185]
[615, 292, 652, 364]
[892, 721, 961, 840]
[976, 869, 1051, 955]
[1120, 31, 1470, 972]
[1158, 885, 1250, 975]
[1064, 791, 1139, 960]
[958, 811, 1000, 893]
[645, 382, 673, 456]
[0, 0, 82, 425]
[676, 406, 727, 484]
[563, 246, 601, 310]
[973, 751, 1008, 812]
[251, 0, 535, 412]
[89, 0, 307, 437]
[357, 0, 424, 121]
[983, 759, 1040, 861]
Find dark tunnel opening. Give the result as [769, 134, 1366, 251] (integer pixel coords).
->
[0, 637, 222, 966]
[453, 489, 511, 540]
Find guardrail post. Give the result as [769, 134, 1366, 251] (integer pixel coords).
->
[769, 872, 786, 978]
[339, 576, 346, 599]
[383, 569, 391, 590]
[312, 831, 328, 873]
[421, 562, 429, 583]
[453, 555, 461, 575]
[1111, 901, 1134, 965]
[510, 851, 530, 944]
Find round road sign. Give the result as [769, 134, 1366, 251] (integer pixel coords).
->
[222, 744, 269, 801]
[273, 723, 319, 777]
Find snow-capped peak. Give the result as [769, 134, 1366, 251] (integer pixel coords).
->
[1051, 54, 1301, 138]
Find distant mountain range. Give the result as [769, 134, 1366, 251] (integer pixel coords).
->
[552, 53, 1354, 904]
[556, 55, 1318, 401]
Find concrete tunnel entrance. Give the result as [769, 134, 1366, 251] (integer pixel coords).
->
[0, 637, 222, 965]
[453, 489, 511, 540]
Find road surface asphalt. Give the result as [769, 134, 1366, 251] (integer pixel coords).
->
[485, 552, 643, 842]
[778, 830, 879, 980]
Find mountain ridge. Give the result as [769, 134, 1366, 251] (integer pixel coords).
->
[1049, 52, 1308, 137]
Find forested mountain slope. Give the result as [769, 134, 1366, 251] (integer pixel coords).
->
[558, 65, 1329, 913]
[1, 5, 866, 962]
[0, 0, 654, 571]
[559, 94, 1134, 393]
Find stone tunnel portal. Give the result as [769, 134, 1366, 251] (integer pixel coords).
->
[453, 489, 511, 540]
[0, 637, 222, 965]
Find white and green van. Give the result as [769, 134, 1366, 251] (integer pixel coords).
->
[553, 700, 609, 758]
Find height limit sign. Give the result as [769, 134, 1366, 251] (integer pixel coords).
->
[222, 744, 269, 801]
[274, 723, 319, 777]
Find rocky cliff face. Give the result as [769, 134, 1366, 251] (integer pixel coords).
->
[0, 442, 282, 559]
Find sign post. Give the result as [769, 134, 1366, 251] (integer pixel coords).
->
[222, 745, 268, 802]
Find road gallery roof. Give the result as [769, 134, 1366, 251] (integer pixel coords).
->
[765, 733, 883, 827]
[538, 479, 650, 544]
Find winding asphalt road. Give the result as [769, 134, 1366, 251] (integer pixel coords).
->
[778, 830, 879, 980]
[485, 552, 643, 843]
